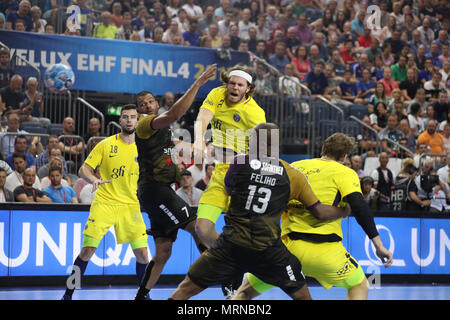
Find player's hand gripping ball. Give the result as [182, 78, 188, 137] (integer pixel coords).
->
[44, 63, 75, 93]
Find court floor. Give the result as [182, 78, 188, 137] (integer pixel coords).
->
[0, 284, 449, 300]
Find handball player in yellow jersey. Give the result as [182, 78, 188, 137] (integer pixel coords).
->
[62, 105, 149, 300]
[235, 133, 393, 300]
[193, 66, 266, 246]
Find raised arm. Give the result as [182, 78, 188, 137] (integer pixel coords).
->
[151, 64, 217, 130]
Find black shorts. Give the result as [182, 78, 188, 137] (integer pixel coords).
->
[188, 236, 306, 295]
[138, 182, 197, 241]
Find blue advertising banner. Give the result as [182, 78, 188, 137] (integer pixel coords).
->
[0, 206, 448, 277]
[0, 210, 10, 277]
[0, 30, 249, 96]
[347, 216, 450, 275]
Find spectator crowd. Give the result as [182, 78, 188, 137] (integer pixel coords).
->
[0, 0, 449, 212]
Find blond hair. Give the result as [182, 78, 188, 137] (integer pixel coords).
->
[321, 133, 356, 161]
[220, 65, 256, 96]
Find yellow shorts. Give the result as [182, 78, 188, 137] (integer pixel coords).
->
[83, 200, 148, 245]
[198, 162, 230, 213]
[282, 236, 363, 289]
[249, 236, 365, 292]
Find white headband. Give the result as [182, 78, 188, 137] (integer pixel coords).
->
[229, 70, 252, 84]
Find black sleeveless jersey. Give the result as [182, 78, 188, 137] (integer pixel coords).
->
[135, 115, 181, 185]
[223, 155, 291, 250]
[391, 176, 409, 211]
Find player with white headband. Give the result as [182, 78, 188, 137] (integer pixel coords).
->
[192, 65, 266, 298]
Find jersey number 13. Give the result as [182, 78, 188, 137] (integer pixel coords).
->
[245, 185, 272, 214]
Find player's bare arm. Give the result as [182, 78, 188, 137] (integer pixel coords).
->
[151, 64, 217, 130]
[193, 108, 214, 162]
[309, 203, 350, 220]
[78, 163, 111, 192]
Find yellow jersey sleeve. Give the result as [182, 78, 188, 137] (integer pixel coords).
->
[85, 138, 106, 170]
[200, 86, 225, 115]
[281, 159, 319, 208]
[333, 167, 362, 198]
[136, 114, 158, 139]
[246, 102, 266, 128]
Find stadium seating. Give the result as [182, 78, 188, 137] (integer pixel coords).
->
[47, 123, 63, 136]
[348, 104, 369, 120]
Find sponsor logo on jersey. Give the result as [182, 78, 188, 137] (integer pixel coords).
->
[261, 162, 284, 175]
[250, 159, 261, 170]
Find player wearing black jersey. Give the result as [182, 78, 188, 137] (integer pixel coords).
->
[169, 123, 348, 300]
[133, 65, 216, 300]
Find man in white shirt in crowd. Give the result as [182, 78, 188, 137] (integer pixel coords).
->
[437, 153, 450, 191]
[441, 123, 450, 154]
[175, 170, 203, 207]
[351, 154, 366, 179]
[0, 113, 27, 158]
[182, 0, 203, 21]
[217, 9, 233, 36]
[370, 152, 394, 210]
[5, 153, 40, 194]
[187, 162, 204, 186]
[238, 8, 256, 41]
[0, 167, 14, 202]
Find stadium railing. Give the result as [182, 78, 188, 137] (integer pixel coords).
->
[86, 136, 106, 155]
[42, 89, 73, 125]
[75, 97, 105, 136]
[0, 132, 50, 156]
[57, 134, 85, 174]
[106, 121, 122, 136]
[0, 41, 42, 91]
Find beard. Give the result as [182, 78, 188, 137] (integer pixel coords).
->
[228, 91, 246, 104]
[121, 127, 136, 135]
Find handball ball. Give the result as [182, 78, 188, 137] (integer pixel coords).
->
[44, 63, 75, 93]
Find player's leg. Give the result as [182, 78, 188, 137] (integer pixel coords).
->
[170, 236, 241, 300]
[232, 275, 263, 300]
[135, 182, 183, 299]
[62, 202, 112, 300]
[288, 284, 312, 300]
[196, 163, 243, 298]
[195, 209, 221, 247]
[115, 204, 150, 288]
[62, 237, 100, 300]
[183, 219, 209, 253]
[131, 241, 150, 286]
[285, 235, 368, 299]
[169, 275, 205, 300]
[135, 237, 173, 300]
[336, 265, 369, 300]
[195, 163, 229, 246]
[248, 239, 311, 301]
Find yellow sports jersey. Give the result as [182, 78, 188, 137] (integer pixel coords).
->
[201, 86, 266, 154]
[84, 134, 139, 205]
[281, 158, 362, 240]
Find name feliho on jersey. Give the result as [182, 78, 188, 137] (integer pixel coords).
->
[250, 172, 276, 186]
